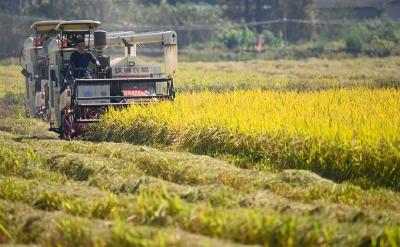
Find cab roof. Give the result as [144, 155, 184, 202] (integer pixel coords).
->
[55, 20, 101, 31]
[30, 20, 62, 32]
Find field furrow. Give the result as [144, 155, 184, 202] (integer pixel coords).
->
[1, 128, 400, 246]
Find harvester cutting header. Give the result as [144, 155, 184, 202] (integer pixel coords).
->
[21, 20, 177, 139]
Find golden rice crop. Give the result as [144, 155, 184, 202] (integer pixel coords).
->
[89, 88, 400, 190]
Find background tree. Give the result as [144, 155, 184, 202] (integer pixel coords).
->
[279, 0, 314, 42]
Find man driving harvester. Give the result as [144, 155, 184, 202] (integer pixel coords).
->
[69, 38, 100, 79]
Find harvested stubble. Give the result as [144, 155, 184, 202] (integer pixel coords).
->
[1, 131, 400, 246]
[175, 58, 400, 92]
[0, 199, 244, 247]
[88, 88, 400, 190]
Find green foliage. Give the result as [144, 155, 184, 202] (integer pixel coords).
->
[345, 34, 363, 54]
[263, 30, 284, 48]
[344, 19, 400, 56]
[124, 3, 224, 26]
[279, 0, 315, 42]
[22, 0, 113, 20]
[241, 28, 257, 47]
[367, 37, 397, 57]
[219, 28, 257, 49]
[396, 30, 400, 41]
[219, 29, 243, 49]
[123, 3, 225, 47]
[218, 28, 284, 50]
[3, 0, 400, 59]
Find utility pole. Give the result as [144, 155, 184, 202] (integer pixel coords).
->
[282, 7, 287, 44]
[256, 0, 263, 34]
[244, 0, 251, 23]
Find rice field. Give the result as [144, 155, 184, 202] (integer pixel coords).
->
[89, 88, 400, 190]
[1, 57, 400, 246]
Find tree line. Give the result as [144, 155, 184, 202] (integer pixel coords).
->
[0, 0, 315, 58]
[1, 0, 398, 59]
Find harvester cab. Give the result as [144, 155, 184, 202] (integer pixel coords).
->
[21, 20, 177, 139]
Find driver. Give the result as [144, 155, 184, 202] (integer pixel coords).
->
[42, 29, 57, 58]
[69, 38, 100, 79]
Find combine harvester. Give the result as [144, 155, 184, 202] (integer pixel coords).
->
[21, 20, 177, 139]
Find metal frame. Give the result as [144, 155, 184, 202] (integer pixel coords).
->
[55, 20, 101, 31]
[71, 77, 175, 123]
[31, 20, 63, 33]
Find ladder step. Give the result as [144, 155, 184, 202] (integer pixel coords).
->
[76, 119, 100, 123]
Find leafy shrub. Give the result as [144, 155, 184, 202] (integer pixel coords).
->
[220, 29, 244, 49]
[366, 38, 397, 57]
[395, 30, 400, 41]
[242, 28, 257, 47]
[219, 28, 284, 50]
[219, 28, 257, 49]
[262, 30, 284, 48]
[343, 18, 400, 56]
[345, 34, 363, 54]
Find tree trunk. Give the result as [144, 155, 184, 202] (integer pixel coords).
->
[245, 0, 251, 23]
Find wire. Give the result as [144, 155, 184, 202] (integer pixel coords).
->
[0, 12, 49, 21]
[102, 18, 359, 32]
[0, 12, 394, 33]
